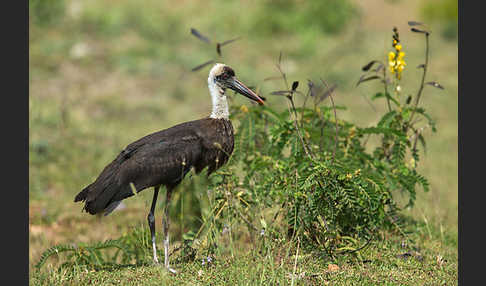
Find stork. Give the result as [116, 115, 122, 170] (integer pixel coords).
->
[74, 63, 264, 273]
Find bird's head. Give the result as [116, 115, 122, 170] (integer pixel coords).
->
[209, 63, 265, 105]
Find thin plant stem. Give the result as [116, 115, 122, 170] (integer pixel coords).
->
[288, 95, 314, 160]
[320, 78, 338, 163]
[407, 33, 430, 127]
[274, 53, 314, 160]
[300, 87, 311, 128]
[383, 67, 392, 112]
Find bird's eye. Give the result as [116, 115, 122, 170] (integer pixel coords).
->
[217, 73, 229, 81]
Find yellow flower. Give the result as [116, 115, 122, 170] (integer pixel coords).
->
[397, 64, 405, 73]
[388, 51, 406, 77]
[389, 52, 397, 73]
[389, 28, 405, 79]
[240, 105, 249, 113]
[349, 126, 356, 138]
[389, 60, 397, 73]
[409, 158, 416, 168]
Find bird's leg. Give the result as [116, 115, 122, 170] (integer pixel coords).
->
[147, 185, 160, 264]
[163, 187, 177, 273]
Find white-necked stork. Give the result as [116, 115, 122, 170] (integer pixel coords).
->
[74, 63, 265, 273]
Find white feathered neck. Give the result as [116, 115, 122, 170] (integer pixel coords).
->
[208, 64, 229, 119]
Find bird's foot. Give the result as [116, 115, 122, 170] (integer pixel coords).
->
[166, 266, 177, 274]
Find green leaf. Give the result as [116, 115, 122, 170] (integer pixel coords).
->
[371, 92, 385, 101]
[402, 108, 411, 121]
[371, 92, 400, 107]
[357, 75, 381, 87]
[260, 218, 267, 229]
[418, 133, 427, 154]
[377, 111, 397, 128]
[362, 60, 381, 72]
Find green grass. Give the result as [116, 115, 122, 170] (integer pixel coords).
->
[29, 0, 457, 284]
[31, 228, 456, 285]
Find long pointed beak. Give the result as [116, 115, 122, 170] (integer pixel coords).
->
[229, 77, 265, 105]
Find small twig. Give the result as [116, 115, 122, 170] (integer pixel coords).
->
[362, 133, 372, 147]
[271, 200, 287, 226]
[320, 78, 338, 163]
[288, 95, 314, 160]
[236, 208, 259, 231]
[407, 33, 430, 128]
[273, 54, 314, 160]
[275, 53, 289, 91]
[383, 67, 392, 112]
[169, 244, 184, 257]
[335, 235, 373, 255]
[300, 87, 311, 128]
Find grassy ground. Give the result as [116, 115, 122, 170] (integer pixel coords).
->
[29, 0, 457, 284]
[33, 231, 456, 285]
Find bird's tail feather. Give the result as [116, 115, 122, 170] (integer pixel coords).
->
[83, 183, 121, 215]
[74, 154, 138, 215]
[74, 184, 91, 203]
[103, 200, 122, 216]
[75, 181, 135, 216]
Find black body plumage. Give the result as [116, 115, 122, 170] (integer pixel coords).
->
[74, 117, 234, 215]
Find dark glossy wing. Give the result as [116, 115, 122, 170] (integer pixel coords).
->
[118, 131, 203, 191]
[75, 120, 205, 214]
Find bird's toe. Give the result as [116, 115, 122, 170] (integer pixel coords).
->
[167, 267, 177, 274]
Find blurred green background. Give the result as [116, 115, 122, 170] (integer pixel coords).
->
[29, 0, 457, 271]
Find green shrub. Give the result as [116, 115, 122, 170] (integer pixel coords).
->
[250, 0, 357, 36]
[421, 0, 457, 40]
[202, 24, 441, 256]
[29, 0, 66, 27]
[78, 0, 182, 41]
